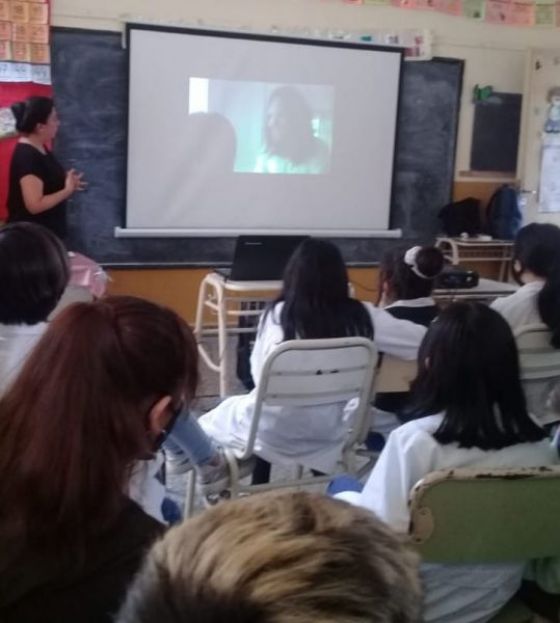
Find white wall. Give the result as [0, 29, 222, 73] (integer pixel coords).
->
[51, 0, 560, 178]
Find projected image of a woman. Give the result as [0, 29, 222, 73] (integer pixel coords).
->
[255, 86, 329, 174]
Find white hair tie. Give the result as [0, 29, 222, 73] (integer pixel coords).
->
[404, 246, 429, 279]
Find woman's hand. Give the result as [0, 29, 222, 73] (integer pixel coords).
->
[65, 169, 87, 194]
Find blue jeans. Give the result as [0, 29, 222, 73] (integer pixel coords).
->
[165, 410, 215, 466]
[327, 475, 364, 497]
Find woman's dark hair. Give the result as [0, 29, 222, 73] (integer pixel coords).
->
[513, 223, 560, 348]
[0, 296, 198, 549]
[407, 302, 546, 450]
[379, 246, 444, 303]
[0, 222, 69, 324]
[11, 96, 54, 134]
[265, 239, 373, 341]
[263, 86, 316, 163]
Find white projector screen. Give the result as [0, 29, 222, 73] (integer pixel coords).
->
[124, 25, 403, 237]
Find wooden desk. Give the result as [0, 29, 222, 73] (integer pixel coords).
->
[196, 273, 517, 397]
[434, 278, 517, 304]
[194, 272, 281, 397]
[436, 237, 514, 282]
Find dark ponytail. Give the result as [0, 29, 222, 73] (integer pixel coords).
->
[514, 224, 560, 348]
[11, 96, 54, 134]
[379, 245, 444, 302]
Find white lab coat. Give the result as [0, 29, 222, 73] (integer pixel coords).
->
[492, 280, 560, 425]
[199, 302, 427, 472]
[0, 322, 47, 395]
[491, 280, 544, 328]
[341, 413, 558, 623]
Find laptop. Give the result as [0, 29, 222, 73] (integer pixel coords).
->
[217, 235, 309, 281]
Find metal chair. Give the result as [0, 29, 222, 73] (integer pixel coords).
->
[409, 466, 560, 623]
[222, 337, 378, 498]
[515, 324, 560, 426]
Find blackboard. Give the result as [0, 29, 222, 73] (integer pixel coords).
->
[470, 92, 522, 174]
[51, 28, 463, 267]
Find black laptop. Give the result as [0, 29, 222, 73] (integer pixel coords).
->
[217, 235, 309, 281]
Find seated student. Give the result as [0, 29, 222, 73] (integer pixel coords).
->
[117, 490, 422, 623]
[0, 296, 199, 622]
[373, 245, 444, 436]
[337, 302, 557, 623]
[491, 223, 560, 424]
[0, 222, 69, 394]
[196, 238, 427, 485]
[0, 222, 225, 517]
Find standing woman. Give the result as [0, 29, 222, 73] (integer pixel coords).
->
[7, 96, 85, 240]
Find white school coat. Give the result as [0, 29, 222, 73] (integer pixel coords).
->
[491, 280, 544, 329]
[491, 280, 560, 425]
[344, 413, 558, 623]
[0, 322, 47, 395]
[199, 302, 427, 472]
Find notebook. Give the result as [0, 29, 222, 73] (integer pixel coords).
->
[216, 235, 309, 281]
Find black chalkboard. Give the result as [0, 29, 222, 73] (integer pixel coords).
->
[470, 92, 522, 173]
[51, 28, 463, 267]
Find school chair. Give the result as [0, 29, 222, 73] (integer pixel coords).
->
[409, 466, 560, 623]
[374, 353, 418, 394]
[216, 337, 378, 500]
[352, 354, 418, 467]
[515, 324, 560, 426]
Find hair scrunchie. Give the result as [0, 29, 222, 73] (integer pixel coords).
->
[404, 246, 430, 279]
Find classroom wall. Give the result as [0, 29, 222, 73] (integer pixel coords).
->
[54, 0, 547, 315]
[51, 0, 560, 181]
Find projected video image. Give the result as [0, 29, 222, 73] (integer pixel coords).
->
[188, 78, 334, 174]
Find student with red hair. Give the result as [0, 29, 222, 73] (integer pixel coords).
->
[0, 296, 199, 622]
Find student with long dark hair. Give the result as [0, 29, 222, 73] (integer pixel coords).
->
[7, 96, 85, 240]
[492, 223, 560, 423]
[198, 239, 427, 483]
[340, 303, 556, 623]
[0, 222, 69, 394]
[0, 296, 198, 622]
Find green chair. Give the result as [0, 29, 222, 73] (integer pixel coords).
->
[408, 466, 560, 623]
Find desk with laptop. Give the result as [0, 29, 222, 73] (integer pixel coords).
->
[195, 236, 517, 397]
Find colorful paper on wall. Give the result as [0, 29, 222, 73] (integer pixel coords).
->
[510, 0, 535, 24]
[535, 0, 556, 25]
[341, 0, 560, 26]
[485, 0, 512, 23]
[539, 134, 560, 213]
[461, 0, 486, 17]
[0, 0, 50, 83]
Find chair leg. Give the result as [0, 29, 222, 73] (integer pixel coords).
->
[184, 469, 196, 518]
[224, 448, 241, 499]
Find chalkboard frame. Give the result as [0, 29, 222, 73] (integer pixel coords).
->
[51, 28, 463, 267]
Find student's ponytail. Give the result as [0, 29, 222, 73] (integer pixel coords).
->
[538, 269, 560, 348]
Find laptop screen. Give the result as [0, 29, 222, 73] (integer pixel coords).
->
[224, 235, 309, 281]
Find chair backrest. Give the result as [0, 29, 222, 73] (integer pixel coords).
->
[515, 323, 560, 381]
[409, 466, 560, 564]
[374, 354, 418, 393]
[242, 337, 378, 459]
